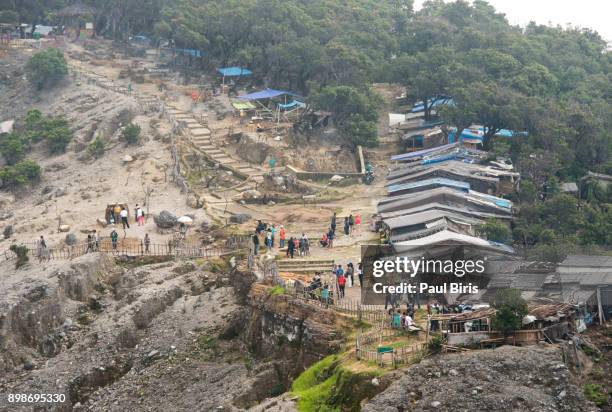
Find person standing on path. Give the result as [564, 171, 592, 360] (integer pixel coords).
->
[346, 262, 355, 287]
[113, 204, 122, 225]
[358, 262, 364, 288]
[144, 233, 151, 253]
[270, 224, 276, 248]
[327, 228, 334, 248]
[287, 236, 295, 258]
[110, 229, 118, 252]
[135, 204, 144, 226]
[93, 230, 100, 251]
[331, 212, 337, 234]
[348, 214, 354, 235]
[252, 231, 260, 256]
[354, 214, 361, 234]
[343, 217, 349, 236]
[279, 226, 286, 248]
[120, 207, 129, 229]
[337, 274, 346, 299]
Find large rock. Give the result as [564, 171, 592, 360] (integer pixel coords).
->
[59, 224, 70, 232]
[242, 189, 261, 200]
[153, 210, 177, 228]
[64, 233, 78, 245]
[186, 194, 203, 209]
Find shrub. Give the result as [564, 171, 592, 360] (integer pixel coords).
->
[44, 118, 72, 153]
[0, 133, 27, 165]
[25, 48, 68, 90]
[0, 159, 42, 189]
[427, 335, 443, 352]
[584, 383, 608, 407]
[9, 244, 29, 269]
[88, 137, 105, 158]
[122, 123, 141, 145]
[23, 110, 73, 153]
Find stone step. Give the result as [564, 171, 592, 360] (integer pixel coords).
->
[190, 127, 211, 137]
[204, 149, 224, 155]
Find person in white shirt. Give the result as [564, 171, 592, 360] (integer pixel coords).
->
[120, 208, 129, 229]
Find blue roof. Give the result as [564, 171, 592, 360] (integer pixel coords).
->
[217, 67, 252, 77]
[237, 88, 298, 101]
[388, 178, 470, 194]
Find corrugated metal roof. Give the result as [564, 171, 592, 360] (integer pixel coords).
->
[388, 178, 470, 195]
[560, 255, 612, 267]
[384, 209, 482, 230]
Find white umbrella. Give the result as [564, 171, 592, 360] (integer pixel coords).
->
[177, 215, 194, 225]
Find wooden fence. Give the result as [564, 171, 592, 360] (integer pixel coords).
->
[1, 235, 251, 263]
[355, 327, 427, 367]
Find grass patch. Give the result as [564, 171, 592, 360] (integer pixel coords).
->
[290, 355, 382, 412]
[269, 285, 286, 296]
[584, 383, 608, 407]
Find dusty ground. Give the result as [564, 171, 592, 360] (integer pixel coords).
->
[0, 47, 208, 252]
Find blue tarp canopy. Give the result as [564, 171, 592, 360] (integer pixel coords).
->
[448, 127, 528, 144]
[238, 88, 298, 101]
[278, 100, 306, 110]
[217, 67, 252, 77]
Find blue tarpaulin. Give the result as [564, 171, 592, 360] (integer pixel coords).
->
[448, 127, 527, 144]
[278, 100, 306, 109]
[217, 67, 252, 77]
[238, 88, 298, 101]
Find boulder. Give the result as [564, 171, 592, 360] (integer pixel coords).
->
[242, 189, 261, 200]
[59, 224, 70, 232]
[153, 210, 177, 228]
[122, 154, 134, 163]
[54, 187, 68, 197]
[229, 213, 251, 224]
[64, 233, 78, 245]
[96, 218, 108, 227]
[186, 194, 202, 209]
[330, 175, 344, 182]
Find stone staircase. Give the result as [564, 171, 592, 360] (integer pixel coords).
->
[165, 105, 265, 185]
[277, 258, 335, 273]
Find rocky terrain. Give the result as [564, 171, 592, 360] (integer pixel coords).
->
[0, 252, 346, 411]
[363, 345, 598, 412]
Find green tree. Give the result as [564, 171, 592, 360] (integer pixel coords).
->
[312, 85, 381, 148]
[491, 289, 528, 337]
[122, 123, 141, 145]
[25, 48, 68, 90]
[477, 219, 511, 244]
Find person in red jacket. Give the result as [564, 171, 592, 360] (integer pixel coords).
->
[337, 274, 346, 299]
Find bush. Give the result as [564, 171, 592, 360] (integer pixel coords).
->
[122, 123, 141, 145]
[23, 110, 73, 153]
[9, 244, 29, 269]
[584, 383, 608, 407]
[427, 335, 443, 352]
[25, 48, 68, 90]
[0, 133, 27, 165]
[44, 118, 72, 153]
[0, 159, 42, 189]
[88, 137, 105, 158]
